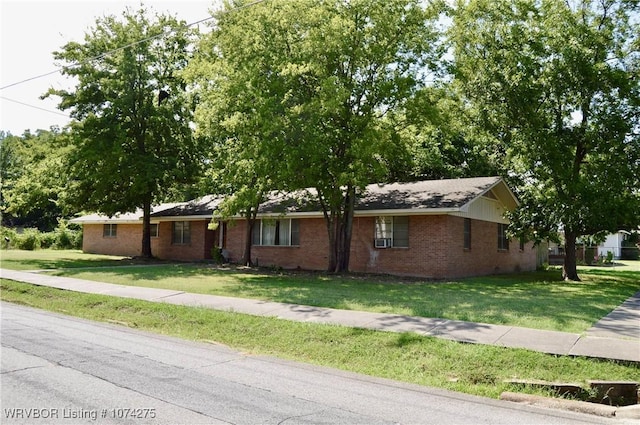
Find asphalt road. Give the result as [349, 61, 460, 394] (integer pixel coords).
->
[0, 302, 621, 425]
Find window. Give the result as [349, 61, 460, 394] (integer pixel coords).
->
[172, 221, 191, 244]
[463, 218, 471, 250]
[252, 219, 300, 246]
[103, 224, 117, 238]
[375, 216, 409, 248]
[498, 223, 509, 251]
[150, 223, 159, 238]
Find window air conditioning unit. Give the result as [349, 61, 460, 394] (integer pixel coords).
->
[374, 238, 391, 248]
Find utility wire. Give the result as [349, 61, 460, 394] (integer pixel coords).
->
[0, 96, 70, 117]
[0, 0, 268, 91]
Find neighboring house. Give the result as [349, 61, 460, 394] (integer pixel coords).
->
[597, 230, 638, 260]
[597, 231, 627, 259]
[71, 176, 537, 279]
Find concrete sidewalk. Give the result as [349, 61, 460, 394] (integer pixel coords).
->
[1, 268, 638, 363]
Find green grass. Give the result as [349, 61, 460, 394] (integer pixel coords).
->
[3, 250, 639, 333]
[0, 249, 138, 270]
[49, 264, 640, 333]
[1, 279, 637, 401]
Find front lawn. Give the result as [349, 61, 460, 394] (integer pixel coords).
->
[0, 249, 137, 270]
[3, 250, 638, 333]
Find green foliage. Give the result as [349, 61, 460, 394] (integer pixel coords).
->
[605, 251, 614, 265]
[451, 0, 640, 280]
[0, 129, 73, 231]
[13, 228, 42, 251]
[1, 221, 82, 251]
[190, 0, 445, 271]
[210, 246, 225, 264]
[42, 263, 640, 333]
[394, 86, 501, 181]
[45, 6, 201, 257]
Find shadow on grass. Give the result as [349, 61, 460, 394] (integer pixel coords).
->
[55, 264, 640, 332]
[2, 257, 162, 271]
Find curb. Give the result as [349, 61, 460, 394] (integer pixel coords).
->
[500, 392, 639, 419]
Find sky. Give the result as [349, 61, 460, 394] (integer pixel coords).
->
[1, 0, 220, 136]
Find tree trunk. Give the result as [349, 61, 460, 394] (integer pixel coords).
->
[326, 186, 356, 273]
[242, 206, 258, 266]
[326, 213, 338, 272]
[335, 186, 355, 272]
[563, 229, 581, 281]
[141, 196, 152, 258]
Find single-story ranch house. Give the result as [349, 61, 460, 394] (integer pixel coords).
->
[70, 176, 538, 278]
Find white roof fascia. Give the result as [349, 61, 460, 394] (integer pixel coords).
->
[69, 218, 143, 224]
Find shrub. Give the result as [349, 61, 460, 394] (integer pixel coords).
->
[15, 228, 41, 250]
[0, 221, 82, 250]
[54, 220, 82, 249]
[605, 251, 614, 264]
[40, 232, 57, 249]
[0, 226, 17, 249]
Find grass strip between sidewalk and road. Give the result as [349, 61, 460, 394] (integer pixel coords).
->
[1, 279, 638, 402]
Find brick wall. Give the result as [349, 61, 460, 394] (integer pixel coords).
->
[442, 216, 537, 278]
[221, 215, 535, 278]
[153, 220, 213, 261]
[82, 223, 142, 257]
[82, 221, 214, 261]
[224, 218, 330, 270]
[82, 215, 536, 277]
[349, 216, 450, 278]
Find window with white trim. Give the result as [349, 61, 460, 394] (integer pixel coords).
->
[103, 224, 117, 238]
[375, 216, 409, 248]
[252, 219, 300, 246]
[150, 223, 159, 238]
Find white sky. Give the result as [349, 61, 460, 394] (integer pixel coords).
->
[1, 0, 219, 136]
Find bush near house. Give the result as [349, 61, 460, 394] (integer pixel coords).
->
[0, 221, 82, 250]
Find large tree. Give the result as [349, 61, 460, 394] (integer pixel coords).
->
[0, 128, 72, 230]
[451, 0, 640, 280]
[192, 0, 444, 272]
[46, 6, 200, 258]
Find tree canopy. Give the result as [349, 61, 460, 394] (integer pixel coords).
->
[0, 128, 72, 231]
[5, 0, 638, 280]
[450, 0, 640, 280]
[190, 0, 445, 271]
[46, 6, 201, 257]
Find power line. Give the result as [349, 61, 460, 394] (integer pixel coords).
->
[0, 0, 268, 91]
[0, 96, 70, 117]
[0, 15, 214, 91]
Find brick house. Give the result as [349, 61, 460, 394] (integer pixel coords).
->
[71, 176, 537, 278]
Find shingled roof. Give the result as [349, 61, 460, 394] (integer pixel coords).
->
[357, 176, 507, 211]
[69, 202, 183, 224]
[72, 177, 516, 222]
[150, 195, 224, 218]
